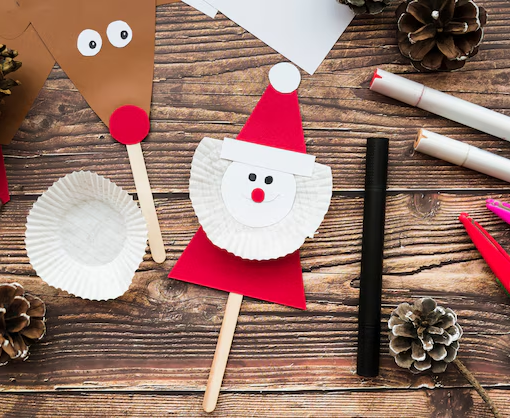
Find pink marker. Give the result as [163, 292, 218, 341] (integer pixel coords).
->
[370, 69, 510, 142]
[487, 199, 510, 226]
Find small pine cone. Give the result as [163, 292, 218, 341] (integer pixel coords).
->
[0, 283, 46, 366]
[0, 44, 22, 103]
[338, 0, 390, 15]
[388, 298, 462, 374]
[396, 0, 487, 72]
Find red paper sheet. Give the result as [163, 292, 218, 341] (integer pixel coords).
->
[170, 228, 306, 309]
[0, 147, 9, 205]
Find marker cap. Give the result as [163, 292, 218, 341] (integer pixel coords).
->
[370, 68, 424, 107]
[414, 129, 470, 166]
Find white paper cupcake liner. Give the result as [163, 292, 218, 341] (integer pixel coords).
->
[189, 137, 333, 260]
[25, 171, 148, 300]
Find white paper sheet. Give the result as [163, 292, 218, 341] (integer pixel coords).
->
[202, 0, 354, 74]
[182, 0, 218, 18]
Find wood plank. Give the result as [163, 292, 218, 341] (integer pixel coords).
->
[2, 1, 510, 195]
[0, 389, 508, 418]
[1, 2, 510, 416]
[0, 193, 509, 391]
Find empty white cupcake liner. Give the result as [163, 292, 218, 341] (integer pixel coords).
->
[25, 171, 148, 300]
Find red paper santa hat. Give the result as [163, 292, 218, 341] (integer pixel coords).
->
[220, 63, 316, 177]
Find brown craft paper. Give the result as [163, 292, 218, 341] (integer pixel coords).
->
[0, 1, 55, 146]
[0, 0, 30, 39]
[20, 0, 157, 126]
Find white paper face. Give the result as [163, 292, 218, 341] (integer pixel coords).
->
[221, 162, 297, 228]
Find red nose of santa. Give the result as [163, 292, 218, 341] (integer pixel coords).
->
[109, 105, 150, 145]
[251, 188, 265, 203]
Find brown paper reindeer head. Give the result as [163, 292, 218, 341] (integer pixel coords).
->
[0, 0, 54, 146]
[0, 0, 179, 146]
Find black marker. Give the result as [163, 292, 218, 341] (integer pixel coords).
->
[356, 137, 389, 377]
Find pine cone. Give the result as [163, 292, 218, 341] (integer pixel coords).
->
[338, 0, 390, 15]
[388, 298, 462, 373]
[0, 44, 22, 106]
[0, 283, 46, 366]
[396, 0, 487, 71]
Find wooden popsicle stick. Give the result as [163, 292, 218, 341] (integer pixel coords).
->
[126, 143, 166, 263]
[203, 292, 243, 413]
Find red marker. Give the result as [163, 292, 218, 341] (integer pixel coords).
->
[460, 213, 510, 297]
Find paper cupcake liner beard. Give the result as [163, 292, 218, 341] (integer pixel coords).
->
[25, 171, 148, 300]
[189, 137, 333, 261]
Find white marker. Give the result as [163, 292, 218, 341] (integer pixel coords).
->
[415, 129, 510, 183]
[370, 68, 510, 142]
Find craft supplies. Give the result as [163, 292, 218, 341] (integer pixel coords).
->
[340, 0, 390, 15]
[414, 129, 510, 183]
[169, 63, 333, 411]
[388, 298, 462, 373]
[395, 0, 487, 72]
[196, 0, 354, 74]
[10, 0, 173, 262]
[0, 282, 46, 366]
[487, 199, 510, 226]
[460, 213, 510, 297]
[26, 171, 148, 301]
[370, 69, 510, 141]
[357, 137, 389, 377]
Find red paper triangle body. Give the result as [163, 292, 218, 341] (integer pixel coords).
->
[0, 147, 10, 204]
[169, 228, 306, 310]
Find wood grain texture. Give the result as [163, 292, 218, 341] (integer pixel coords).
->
[0, 0, 509, 416]
[0, 193, 509, 394]
[0, 389, 509, 418]
[3, 1, 510, 195]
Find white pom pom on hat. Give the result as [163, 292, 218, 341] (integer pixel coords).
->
[269, 62, 302, 94]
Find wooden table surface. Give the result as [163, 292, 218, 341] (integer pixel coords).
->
[1, 1, 510, 417]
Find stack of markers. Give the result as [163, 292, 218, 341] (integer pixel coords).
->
[370, 68, 510, 298]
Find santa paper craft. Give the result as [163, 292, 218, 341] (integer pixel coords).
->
[169, 62, 333, 412]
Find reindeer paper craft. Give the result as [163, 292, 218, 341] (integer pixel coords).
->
[0, 0, 211, 261]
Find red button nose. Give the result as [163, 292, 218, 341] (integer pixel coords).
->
[109, 105, 150, 145]
[251, 188, 265, 203]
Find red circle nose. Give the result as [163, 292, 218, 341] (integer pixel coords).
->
[109, 105, 150, 145]
[251, 188, 265, 203]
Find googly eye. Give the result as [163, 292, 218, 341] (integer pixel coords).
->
[107, 21, 133, 48]
[77, 29, 102, 57]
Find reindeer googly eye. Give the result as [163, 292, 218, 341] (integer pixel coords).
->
[107, 21, 133, 48]
[77, 29, 102, 57]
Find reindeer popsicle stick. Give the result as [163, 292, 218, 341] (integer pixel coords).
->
[110, 105, 166, 263]
[203, 292, 243, 413]
[126, 143, 166, 263]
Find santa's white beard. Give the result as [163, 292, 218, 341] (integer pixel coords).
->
[189, 137, 333, 261]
